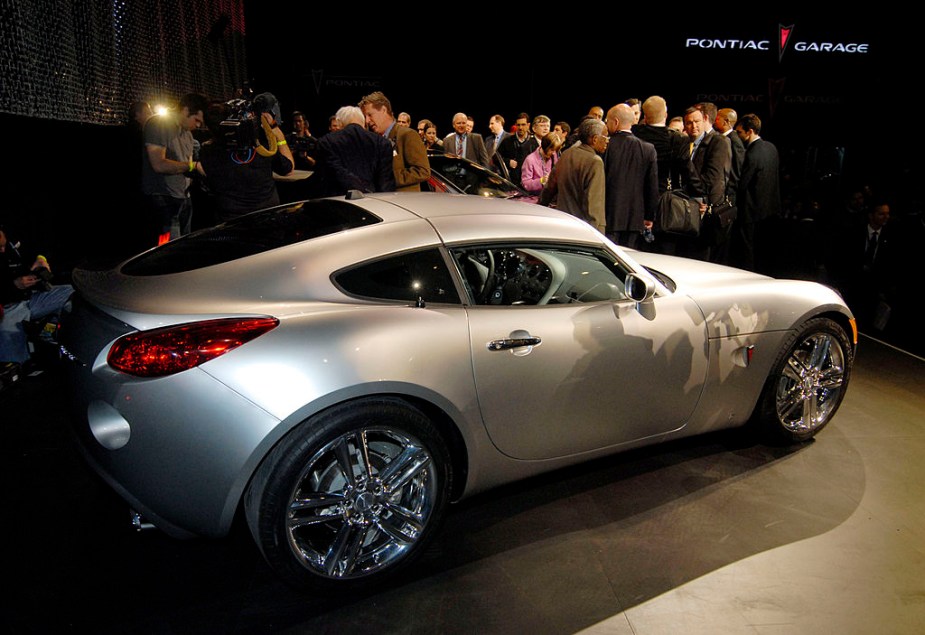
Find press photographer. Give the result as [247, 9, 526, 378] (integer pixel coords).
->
[197, 92, 294, 223]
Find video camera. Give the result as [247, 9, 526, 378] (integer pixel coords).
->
[218, 91, 283, 149]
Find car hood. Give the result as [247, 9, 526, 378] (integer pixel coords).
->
[630, 251, 771, 291]
[630, 250, 851, 336]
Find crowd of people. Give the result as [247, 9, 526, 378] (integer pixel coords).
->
[2, 89, 921, 377]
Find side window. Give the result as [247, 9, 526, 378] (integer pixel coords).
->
[335, 248, 460, 304]
[450, 245, 628, 306]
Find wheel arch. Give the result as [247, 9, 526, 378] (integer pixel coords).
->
[237, 386, 473, 524]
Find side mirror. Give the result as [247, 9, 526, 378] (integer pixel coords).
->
[625, 272, 656, 303]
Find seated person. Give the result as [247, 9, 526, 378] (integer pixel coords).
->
[1, 226, 74, 365]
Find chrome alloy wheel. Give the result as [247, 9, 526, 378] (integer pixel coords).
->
[285, 427, 438, 580]
[775, 331, 847, 434]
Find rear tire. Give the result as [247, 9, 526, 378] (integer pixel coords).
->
[244, 398, 451, 591]
[756, 317, 853, 444]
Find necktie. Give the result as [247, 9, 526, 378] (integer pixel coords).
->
[457, 135, 463, 156]
[689, 141, 695, 158]
[866, 231, 878, 266]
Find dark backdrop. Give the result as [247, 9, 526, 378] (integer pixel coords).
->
[0, 13, 918, 272]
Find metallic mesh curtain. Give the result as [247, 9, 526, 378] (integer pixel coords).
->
[0, 0, 247, 124]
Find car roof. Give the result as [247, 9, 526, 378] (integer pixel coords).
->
[359, 191, 568, 221]
[355, 192, 601, 245]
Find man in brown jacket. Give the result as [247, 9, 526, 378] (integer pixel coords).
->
[360, 91, 430, 191]
[540, 118, 609, 233]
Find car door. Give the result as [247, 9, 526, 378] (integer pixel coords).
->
[450, 243, 709, 461]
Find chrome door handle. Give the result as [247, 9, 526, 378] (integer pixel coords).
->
[487, 336, 542, 351]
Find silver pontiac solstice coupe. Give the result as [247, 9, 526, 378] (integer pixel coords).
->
[60, 192, 855, 589]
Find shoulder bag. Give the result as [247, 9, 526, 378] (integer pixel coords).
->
[657, 178, 701, 236]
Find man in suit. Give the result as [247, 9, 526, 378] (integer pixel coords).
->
[632, 95, 688, 194]
[314, 106, 396, 197]
[691, 105, 732, 259]
[360, 91, 430, 192]
[663, 105, 730, 260]
[444, 112, 490, 167]
[485, 114, 512, 177]
[715, 108, 745, 193]
[485, 114, 510, 161]
[827, 200, 895, 331]
[732, 114, 781, 272]
[704, 105, 744, 264]
[689, 103, 732, 211]
[603, 104, 659, 248]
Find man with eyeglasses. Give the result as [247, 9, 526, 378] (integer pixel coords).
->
[495, 112, 538, 186]
[539, 118, 608, 234]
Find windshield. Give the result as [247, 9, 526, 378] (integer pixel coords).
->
[429, 156, 526, 200]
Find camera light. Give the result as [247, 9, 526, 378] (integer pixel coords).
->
[154, 105, 169, 117]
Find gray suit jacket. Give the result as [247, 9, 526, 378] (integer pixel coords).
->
[444, 132, 490, 167]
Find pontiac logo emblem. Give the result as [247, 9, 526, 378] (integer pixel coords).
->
[779, 24, 794, 62]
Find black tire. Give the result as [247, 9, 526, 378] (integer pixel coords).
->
[755, 317, 853, 444]
[244, 397, 452, 590]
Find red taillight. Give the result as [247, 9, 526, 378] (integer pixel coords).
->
[107, 317, 279, 377]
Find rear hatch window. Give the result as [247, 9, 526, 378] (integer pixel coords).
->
[121, 200, 380, 276]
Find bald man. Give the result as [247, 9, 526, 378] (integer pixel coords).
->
[444, 112, 490, 167]
[603, 104, 659, 248]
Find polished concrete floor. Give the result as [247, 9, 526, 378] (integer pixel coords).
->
[3, 335, 923, 634]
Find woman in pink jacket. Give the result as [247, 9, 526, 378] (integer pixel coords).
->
[521, 132, 563, 199]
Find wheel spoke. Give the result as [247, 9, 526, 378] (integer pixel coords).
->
[378, 504, 423, 544]
[333, 435, 359, 488]
[290, 492, 344, 512]
[380, 446, 431, 492]
[288, 492, 345, 528]
[783, 356, 806, 382]
[778, 383, 805, 420]
[323, 522, 367, 577]
[290, 511, 345, 529]
[818, 366, 845, 389]
[802, 390, 819, 427]
[357, 429, 374, 480]
[808, 335, 831, 371]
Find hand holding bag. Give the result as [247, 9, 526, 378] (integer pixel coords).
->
[657, 178, 701, 236]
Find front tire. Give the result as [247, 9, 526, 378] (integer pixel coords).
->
[756, 317, 853, 443]
[245, 398, 451, 590]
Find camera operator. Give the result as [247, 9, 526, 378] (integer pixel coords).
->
[288, 111, 318, 171]
[197, 93, 294, 223]
[1, 226, 74, 367]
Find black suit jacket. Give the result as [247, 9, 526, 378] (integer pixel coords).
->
[604, 131, 659, 231]
[315, 123, 396, 197]
[725, 130, 746, 203]
[443, 132, 490, 167]
[633, 124, 688, 193]
[737, 137, 781, 223]
[485, 131, 511, 158]
[687, 129, 731, 206]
